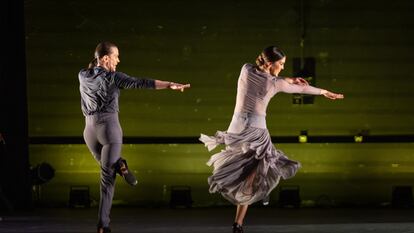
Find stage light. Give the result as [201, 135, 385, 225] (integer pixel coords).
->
[354, 134, 363, 143]
[298, 130, 308, 143]
[292, 94, 303, 104]
[392, 186, 413, 208]
[69, 186, 91, 208]
[30, 162, 55, 185]
[170, 185, 192, 208]
[278, 185, 301, 208]
[292, 57, 316, 105]
[354, 130, 369, 143]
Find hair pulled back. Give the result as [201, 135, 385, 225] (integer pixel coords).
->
[87, 41, 117, 69]
[255, 46, 285, 70]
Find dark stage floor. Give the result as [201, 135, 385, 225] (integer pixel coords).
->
[1, 207, 414, 233]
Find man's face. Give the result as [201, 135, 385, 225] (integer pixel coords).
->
[105, 47, 120, 72]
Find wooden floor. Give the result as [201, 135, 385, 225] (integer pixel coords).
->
[1, 207, 414, 233]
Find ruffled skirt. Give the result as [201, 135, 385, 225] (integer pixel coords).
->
[200, 113, 301, 205]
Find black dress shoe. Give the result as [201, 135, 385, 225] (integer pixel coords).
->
[114, 158, 137, 186]
[232, 223, 244, 233]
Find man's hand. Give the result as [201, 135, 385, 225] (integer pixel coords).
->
[170, 83, 191, 92]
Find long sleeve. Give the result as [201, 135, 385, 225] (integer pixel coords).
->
[114, 72, 155, 89]
[275, 79, 322, 95]
[79, 67, 158, 115]
[232, 63, 324, 116]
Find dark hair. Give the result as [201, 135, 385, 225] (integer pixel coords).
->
[87, 41, 117, 69]
[255, 46, 285, 70]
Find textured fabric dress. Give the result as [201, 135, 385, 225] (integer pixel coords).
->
[200, 63, 322, 205]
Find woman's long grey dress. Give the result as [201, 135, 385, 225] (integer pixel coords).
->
[200, 63, 322, 205]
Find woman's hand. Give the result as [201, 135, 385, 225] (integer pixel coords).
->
[321, 90, 344, 100]
[169, 82, 191, 92]
[285, 77, 309, 86]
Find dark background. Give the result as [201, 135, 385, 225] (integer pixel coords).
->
[1, 0, 414, 210]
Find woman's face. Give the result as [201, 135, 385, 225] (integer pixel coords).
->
[268, 56, 286, 76]
[101, 47, 120, 72]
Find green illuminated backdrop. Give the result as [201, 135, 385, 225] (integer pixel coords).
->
[26, 0, 414, 137]
[25, 0, 414, 205]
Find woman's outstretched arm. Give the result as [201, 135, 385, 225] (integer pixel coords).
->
[320, 89, 344, 99]
[276, 79, 344, 99]
[283, 77, 309, 86]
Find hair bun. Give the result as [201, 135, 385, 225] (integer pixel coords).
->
[256, 54, 265, 66]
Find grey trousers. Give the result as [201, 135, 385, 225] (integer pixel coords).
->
[83, 112, 123, 228]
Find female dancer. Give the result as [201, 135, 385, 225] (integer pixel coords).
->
[200, 46, 343, 233]
[79, 41, 190, 233]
